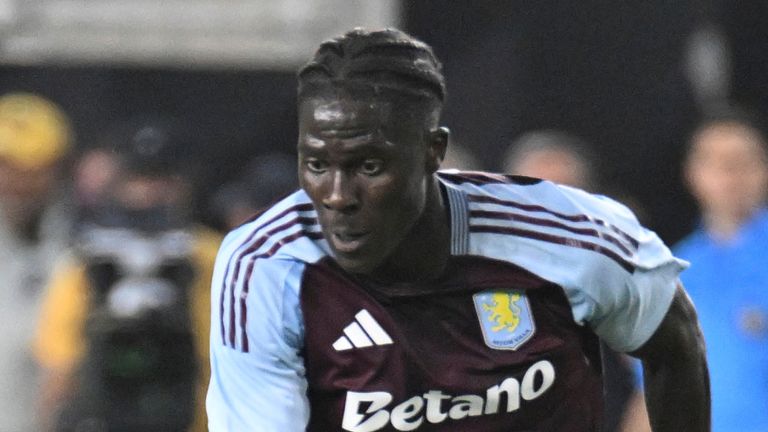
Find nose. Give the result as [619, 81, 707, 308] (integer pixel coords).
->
[322, 170, 360, 213]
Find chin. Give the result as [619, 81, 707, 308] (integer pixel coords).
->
[334, 253, 380, 275]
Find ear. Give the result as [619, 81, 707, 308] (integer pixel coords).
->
[425, 126, 449, 173]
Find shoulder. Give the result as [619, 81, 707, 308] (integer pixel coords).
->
[439, 169, 634, 221]
[217, 190, 329, 270]
[748, 208, 768, 240]
[672, 227, 709, 261]
[439, 171, 686, 352]
[440, 170, 644, 273]
[212, 191, 327, 352]
[214, 189, 329, 300]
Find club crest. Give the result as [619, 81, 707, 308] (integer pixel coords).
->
[473, 290, 535, 350]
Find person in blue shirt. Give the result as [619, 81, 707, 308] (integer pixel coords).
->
[207, 27, 710, 431]
[676, 108, 768, 432]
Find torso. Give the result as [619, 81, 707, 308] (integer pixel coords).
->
[301, 255, 603, 432]
[212, 170, 682, 432]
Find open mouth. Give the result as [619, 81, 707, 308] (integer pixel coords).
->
[331, 231, 370, 253]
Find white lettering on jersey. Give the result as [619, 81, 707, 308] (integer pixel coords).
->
[341, 360, 556, 432]
[342, 391, 393, 431]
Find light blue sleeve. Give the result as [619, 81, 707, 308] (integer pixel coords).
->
[569, 196, 689, 353]
[587, 231, 686, 352]
[467, 182, 689, 353]
[207, 251, 308, 431]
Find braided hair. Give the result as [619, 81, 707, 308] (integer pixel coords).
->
[298, 28, 446, 113]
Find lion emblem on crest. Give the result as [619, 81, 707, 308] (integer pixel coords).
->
[482, 292, 522, 332]
[474, 289, 536, 350]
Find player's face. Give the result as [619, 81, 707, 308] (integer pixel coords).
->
[298, 94, 433, 274]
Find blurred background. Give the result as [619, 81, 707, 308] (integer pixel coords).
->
[4, 0, 760, 239]
[1, 1, 767, 431]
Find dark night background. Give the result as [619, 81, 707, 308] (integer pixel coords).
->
[3, 1, 766, 244]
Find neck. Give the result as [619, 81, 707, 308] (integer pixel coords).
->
[370, 177, 450, 284]
[703, 206, 761, 242]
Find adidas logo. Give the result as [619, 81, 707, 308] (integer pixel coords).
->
[333, 309, 393, 351]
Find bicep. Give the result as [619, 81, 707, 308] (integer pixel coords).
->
[626, 284, 711, 432]
[629, 283, 706, 364]
[565, 201, 688, 352]
[586, 263, 682, 353]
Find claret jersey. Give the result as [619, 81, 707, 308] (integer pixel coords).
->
[207, 171, 686, 432]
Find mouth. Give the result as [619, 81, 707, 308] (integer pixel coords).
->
[330, 231, 370, 254]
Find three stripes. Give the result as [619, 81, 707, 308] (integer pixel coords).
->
[220, 202, 320, 352]
[332, 309, 393, 351]
[467, 193, 639, 273]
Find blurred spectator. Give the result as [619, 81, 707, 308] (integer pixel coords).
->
[71, 147, 119, 223]
[441, 137, 484, 171]
[0, 92, 74, 432]
[502, 129, 650, 432]
[675, 108, 768, 432]
[34, 119, 221, 432]
[210, 152, 298, 230]
[503, 129, 598, 190]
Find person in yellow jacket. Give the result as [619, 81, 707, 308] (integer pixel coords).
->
[0, 92, 75, 432]
[34, 119, 222, 432]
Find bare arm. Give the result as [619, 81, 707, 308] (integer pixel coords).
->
[629, 283, 710, 432]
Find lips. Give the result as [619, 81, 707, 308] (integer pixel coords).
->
[331, 231, 370, 254]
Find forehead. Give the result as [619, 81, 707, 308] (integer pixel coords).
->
[299, 94, 393, 131]
[692, 123, 767, 160]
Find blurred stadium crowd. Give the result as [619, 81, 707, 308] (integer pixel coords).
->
[0, 1, 766, 432]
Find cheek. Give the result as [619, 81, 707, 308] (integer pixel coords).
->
[298, 171, 322, 202]
[741, 169, 768, 198]
[696, 172, 730, 203]
[368, 174, 426, 223]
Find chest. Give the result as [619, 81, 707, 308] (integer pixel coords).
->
[299, 257, 604, 432]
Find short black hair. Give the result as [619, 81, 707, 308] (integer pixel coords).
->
[297, 28, 446, 108]
[689, 104, 768, 158]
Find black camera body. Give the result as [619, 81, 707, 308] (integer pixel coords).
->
[58, 225, 198, 432]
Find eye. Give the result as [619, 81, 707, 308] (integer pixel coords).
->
[305, 159, 328, 174]
[359, 159, 384, 176]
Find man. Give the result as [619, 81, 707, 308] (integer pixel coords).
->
[0, 92, 73, 432]
[207, 28, 709, 431]
[675, 109, 768, 432]
[35, 120, 221, 432]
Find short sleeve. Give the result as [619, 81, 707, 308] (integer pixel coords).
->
[575, 201, 689, 353]
[461, 180, 689, 354]
[206, 246, 309, 432]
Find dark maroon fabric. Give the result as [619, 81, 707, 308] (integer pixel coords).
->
[300, 256, 604, 432]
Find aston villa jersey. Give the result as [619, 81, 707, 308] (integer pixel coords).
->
[207, 171, 686, 432]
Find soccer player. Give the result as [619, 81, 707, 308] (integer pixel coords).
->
[207, 28, 710, 431]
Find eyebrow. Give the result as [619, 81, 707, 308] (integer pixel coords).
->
[299, 134, 394, 157]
